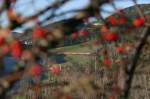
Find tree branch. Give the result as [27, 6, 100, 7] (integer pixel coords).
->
[123, 26, 150, 99]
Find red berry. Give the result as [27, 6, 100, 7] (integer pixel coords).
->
[30, 64, 42, 76]
[103, 58, 111, 68]
[101, 32, 119, 41]
[10, 40, 22, 58]
[7, 9, 16, 19]
[11, 48, 22, 58]
[132, 17, 145, 27]
[0, 36, 5, 46]
[32, 27, 47, 39]
[107, 16, 118, 26]
[10, 40, 21, 48]
[71, 32, 78, 40]
[101, 25, 109, 33]
[48, 64, 61, 75]
[79, 29, 88, 37]
[115, 47, 125, 53]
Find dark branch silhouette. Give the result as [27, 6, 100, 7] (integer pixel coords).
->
[123, 27, 150, 99]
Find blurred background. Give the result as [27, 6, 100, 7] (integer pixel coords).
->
[0, 0, 150, 99]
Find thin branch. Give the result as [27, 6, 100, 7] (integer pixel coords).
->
[9, 0, 69, 29]
[123, 26, 150, 99]
[133, 0, 145, 18]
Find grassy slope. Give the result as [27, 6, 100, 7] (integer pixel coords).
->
[50, 41, 98, 65]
